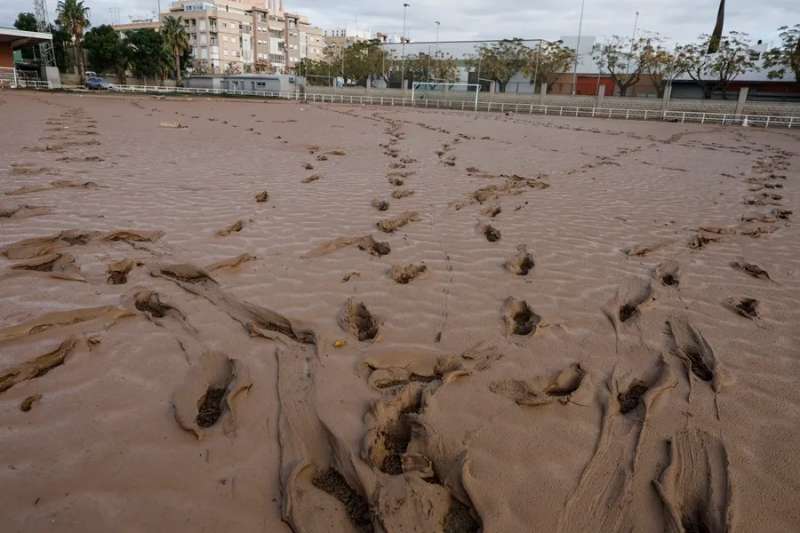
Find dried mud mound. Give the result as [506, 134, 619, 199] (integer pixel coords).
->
[338, 299, 380, 341]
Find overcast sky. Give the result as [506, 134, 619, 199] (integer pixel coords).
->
[1, 0, 796, 46]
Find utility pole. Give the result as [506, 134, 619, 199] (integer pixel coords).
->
[400, 3, 409, 92]
[571, 0, 585, 96]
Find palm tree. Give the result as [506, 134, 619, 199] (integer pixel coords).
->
[57, 0, 90, 83]
[162, 16, 189, 84]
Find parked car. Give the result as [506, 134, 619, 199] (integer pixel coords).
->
[86, 77, 114, 90]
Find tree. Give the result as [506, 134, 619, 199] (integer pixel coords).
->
[297, 57, 331, 85]
[522, 40, 575, 93]
[14, 13, 40, 62]
[341, 39, 389, 86]
[341, 40, 373, 85]
[224, 62, 242, 75]
[14, 12, 38, 31]
[683, 32, 758, 99]
[681, 40, 715, 98]
[400, 51, 458, 85]
[593, 35, 648, 96]
[470, 39, 529, 92]
[83, 25, 130, 82]
[404, 53, 431, 83]
[49, 23, 72, 72]
[162, 16, 189, 84]
[708, 32, 759, 97]
[641, 37, 690, 98]
[430, 52, 458, 83]
[126, 29, 170, 84]
[57, 0, 90, 83]
[763, 25, 800, 81]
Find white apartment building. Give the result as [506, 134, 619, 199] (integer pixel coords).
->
[164, 0, 324, 74]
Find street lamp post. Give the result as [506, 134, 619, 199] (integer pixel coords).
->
[571, 0, 585, 96]
[401, 3, 410, 92]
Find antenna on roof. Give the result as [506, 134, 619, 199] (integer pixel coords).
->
[33, 0, 57, 67]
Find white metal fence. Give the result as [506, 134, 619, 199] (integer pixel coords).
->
[0, 67, 17, 88]
[10, 82, 799, 129]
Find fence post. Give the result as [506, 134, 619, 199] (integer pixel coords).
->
[530, 104, 533, 114]
[765, 116, 771, 128]
[559, 106, 563, 116]
[789, 117, 794, 129]
[500, 103, 504, 113]
[488, 102, 492, 112]
[683, 112, 687, 124]
[626, 109, 630, 120]
[722, 114, 727, 126]
[644, 110, 648, 120]
[735, 87, 749, 117]
[595, 84, 605, 108]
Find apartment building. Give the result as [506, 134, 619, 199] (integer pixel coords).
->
[302, 24, 326, 62]
[111, 19, 161, 32]
[162, 1, 250, 73]
[250, 6, 286, 72]
[162, 0, 323, 74]
[323, 27, 373, 57]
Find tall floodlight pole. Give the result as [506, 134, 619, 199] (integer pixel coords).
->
[400, 3, 409, 92]
[431, 21, 440, 82]
[33, 0, 56, 67]
[627, 11, 639, 75]
[532, 39, 542, 94]
[571, 0, 585, 96]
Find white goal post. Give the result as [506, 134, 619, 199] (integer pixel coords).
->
[411, 81, 481, 111]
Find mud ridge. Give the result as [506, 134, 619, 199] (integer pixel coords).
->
[653, 429, 731, 533]
[0, 338, 78, 394]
